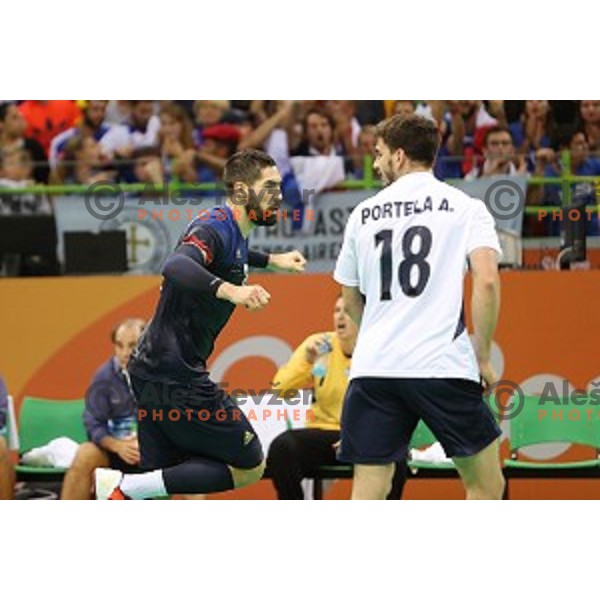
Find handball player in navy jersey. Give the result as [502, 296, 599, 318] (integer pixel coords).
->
[95, 149, 306, 499]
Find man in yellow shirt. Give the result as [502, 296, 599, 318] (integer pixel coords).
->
[266, 297, 407, 499]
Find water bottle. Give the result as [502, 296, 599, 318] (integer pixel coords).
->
[312, 335, 333, 379]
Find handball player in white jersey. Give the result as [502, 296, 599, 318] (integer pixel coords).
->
[333, 114, 505, 500]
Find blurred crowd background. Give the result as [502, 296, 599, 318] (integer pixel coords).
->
[1, 100, 599, 235]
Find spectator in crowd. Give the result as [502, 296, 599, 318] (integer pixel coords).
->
[100, 100, 161, 163]
[509, 100, 555, 157]
[578, 100, 600, 152]
[49, 100, 113, 169]
[354, 101, 385, 126]
[53, 135, 117, 185]
[267, 296, 407, 500]
[60, 319, 146, 500]
[465, 126, 527, 179]
[393, 100, 417, 118]
[292, 107, 340, 158]
[326, 100, 361, 165]
[239, 100, 295, 171]
[289, 107, 348, 226]
[196, 123, 240, 184]
[193, 100, 232, 146]
[104, 100, 133, 124]
[130, 146, 164, 185]
[0, 103, 48, 183]
[18, 100, 81, 157]
[158, 103, 197, 182]
[0, 148, 51, 215]
[353, 125, 377, 178]
[531, 127, 600, 236]
[439, 100, 499, 178]
[0, 375, 15, 500]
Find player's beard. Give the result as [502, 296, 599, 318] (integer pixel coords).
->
[246, 199, 279, 227]
[378, 157, 396, 186]
[255, 208, 278, 227]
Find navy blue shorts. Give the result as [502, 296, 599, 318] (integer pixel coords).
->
[338, 377, 501, 464]
[130, 375, 264, 471]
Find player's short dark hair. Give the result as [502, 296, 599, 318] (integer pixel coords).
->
[111, 318, 146, 343]
[375, 115, 440, 166]
[483, 126, 514, 147]
[223, 149, 276, 192]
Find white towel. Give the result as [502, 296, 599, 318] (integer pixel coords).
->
[409, 442, 452, 464]
[21, 437, 80, 468]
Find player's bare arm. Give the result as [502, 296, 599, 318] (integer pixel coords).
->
[341, 285, 364, 327]
[469, 247, 501, 387]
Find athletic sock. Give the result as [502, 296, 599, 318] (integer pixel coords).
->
[121, 470, 167, 500]
[162, 457, 234, 494]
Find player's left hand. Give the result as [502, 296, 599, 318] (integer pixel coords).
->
[269, 251, 307, 273]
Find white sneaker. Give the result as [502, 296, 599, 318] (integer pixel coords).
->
[95, 467, 129, 500]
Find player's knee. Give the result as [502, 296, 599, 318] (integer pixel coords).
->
[232, 460, 266, 489]
[353, 464, 395, 500]
[71, 442, 106, 472]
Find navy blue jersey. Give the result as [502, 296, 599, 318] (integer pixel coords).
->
[129, 205, 254, 389]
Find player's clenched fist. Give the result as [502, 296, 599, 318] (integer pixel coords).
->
[216, 282, 271, 311]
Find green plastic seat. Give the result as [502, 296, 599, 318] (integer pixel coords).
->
[504, 395, 600, 470]
[16, 397, 87, 477]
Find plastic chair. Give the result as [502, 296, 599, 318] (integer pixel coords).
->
[504, 395, 600, 476]
[16, 397, 87, 479]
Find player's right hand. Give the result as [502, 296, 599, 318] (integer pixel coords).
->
[116, 437, 141, 465]
[479, 360, 498, 390]
[219, 283, 271, 311]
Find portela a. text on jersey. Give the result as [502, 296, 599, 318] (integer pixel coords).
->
[361, 197, 453, 224]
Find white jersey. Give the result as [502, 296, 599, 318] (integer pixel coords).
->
[333, 171, 501, 383]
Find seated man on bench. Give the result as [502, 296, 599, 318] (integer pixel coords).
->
[60, 319, 145, 500]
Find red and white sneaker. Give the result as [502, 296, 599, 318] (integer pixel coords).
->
[95, 468, 130, 500]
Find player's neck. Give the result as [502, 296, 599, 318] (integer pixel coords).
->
[393, 164, 431, 181]
[226, 199, 254, 238]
